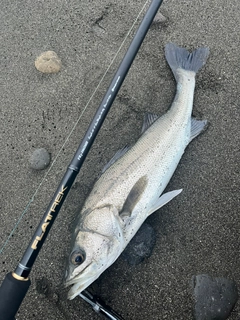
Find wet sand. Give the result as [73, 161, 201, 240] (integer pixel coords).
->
[0, 0, 239, 319]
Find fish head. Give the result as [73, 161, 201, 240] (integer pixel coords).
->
[64, 205, 124, 299]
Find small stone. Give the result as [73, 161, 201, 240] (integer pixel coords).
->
[29, 148, 51, 170]
[35, 277, 50, 296]
[192, 274, 238, 320]
[153, 12, 167, 23]
[35, 51, 62, 73]
[51, 292, 59, 303]
[122, 222, 156, 266]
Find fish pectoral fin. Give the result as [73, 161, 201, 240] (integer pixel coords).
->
[148, 189, 183, 216]
[190, 118, 208, 142]
[120, 175, 148, 217]
[102, 145, 130, 173]
[141, 112, 159, 134]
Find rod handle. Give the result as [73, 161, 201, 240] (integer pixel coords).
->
[0, 272, 31, 320]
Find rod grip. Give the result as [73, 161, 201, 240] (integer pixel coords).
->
[0, 272, 31, 320]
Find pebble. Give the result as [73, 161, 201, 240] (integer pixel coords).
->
[153, 12, 167, 23]
[51, 292, 59, 304]
[29, 148, 51, 170]
[122, 222, 156, 266]
[35, 51, 62, 73]
[192, 274, 238, 320]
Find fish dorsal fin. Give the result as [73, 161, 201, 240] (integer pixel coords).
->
[120, 176, 148, 217]
[102, 145, 130, 173]
[190, 118, 207, 142]
[141, 112, 159, 134]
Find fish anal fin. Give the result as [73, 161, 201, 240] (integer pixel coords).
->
[120, 176, 148, 217]
[141, 112, 159, 134]
[148, 189, 182, 216]
[190, 118, 208, 142]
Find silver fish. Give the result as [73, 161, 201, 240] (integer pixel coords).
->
[65, 43, 209, 299]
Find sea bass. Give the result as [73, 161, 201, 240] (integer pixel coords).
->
[65, 43, 209, 299]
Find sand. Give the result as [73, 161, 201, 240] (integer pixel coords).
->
[0, 0, 239, 319]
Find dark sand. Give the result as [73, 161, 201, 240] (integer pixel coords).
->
[0, 0, 239, 319]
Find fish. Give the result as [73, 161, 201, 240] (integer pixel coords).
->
[64, 43, 209, 299]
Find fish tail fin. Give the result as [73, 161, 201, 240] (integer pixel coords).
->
[165, 43, 209, 80]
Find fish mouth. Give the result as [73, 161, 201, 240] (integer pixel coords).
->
[65, 262, 100, 300]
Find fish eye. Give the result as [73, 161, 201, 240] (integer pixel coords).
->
[70, 250, 86, 265]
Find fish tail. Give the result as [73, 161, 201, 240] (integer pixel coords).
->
[165, 43, 209, 80]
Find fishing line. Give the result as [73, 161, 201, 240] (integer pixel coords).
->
[0, 0, 150, 254]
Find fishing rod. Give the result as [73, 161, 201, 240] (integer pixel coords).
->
[0, 1, 163, 319]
